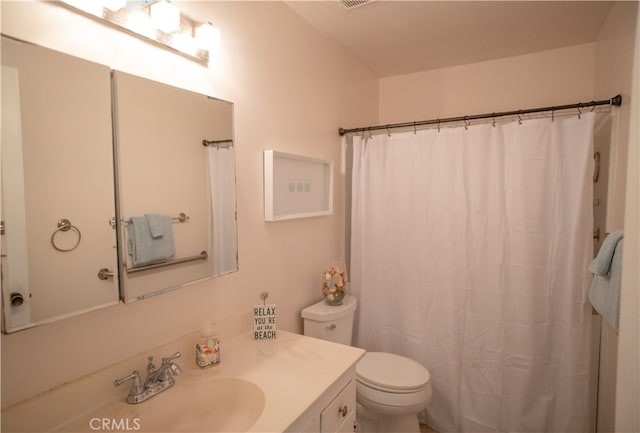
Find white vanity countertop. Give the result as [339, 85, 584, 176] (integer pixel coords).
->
[211, 330, 365, 432]
[3, 329, 365, 433]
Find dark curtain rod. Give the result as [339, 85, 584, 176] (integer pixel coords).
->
[338, 94, 622, 136]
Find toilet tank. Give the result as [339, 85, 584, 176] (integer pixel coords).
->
[301, 295, 357, 345]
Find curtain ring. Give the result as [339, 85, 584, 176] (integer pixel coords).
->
[590, 102, 596, 112]
[577, 103, 582, 119]
[413, 121, 417, 135]
[464, 116, 469, 130]
[386, 125, 391, 137]
[551, 108, 555, 122]
[368, 127, 372, 139]
[437, 119, 441, 133]
[51, 218, 82, 252]
[517, 111, 523, 125]
[492, 113, 496, 128]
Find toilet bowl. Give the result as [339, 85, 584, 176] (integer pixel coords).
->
[301, 296, 431, 433]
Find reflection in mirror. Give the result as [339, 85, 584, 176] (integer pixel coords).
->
[113, 71, 238, 302]
[206, 139, 239, 276]
[0, 37, 239, 332]
[1, 36, 119, 332]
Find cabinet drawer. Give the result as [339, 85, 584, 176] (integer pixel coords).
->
[335, 408, 355, 433]
[320, 380, 356, 433]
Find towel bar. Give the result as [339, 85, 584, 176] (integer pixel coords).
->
[97, 251, 208, 280]
[172, 213, 189, 223]
[126, 251, 208, 274]
[111, 213, 191, 228]
[126, 213, 189, 224]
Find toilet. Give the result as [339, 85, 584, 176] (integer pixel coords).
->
[301, 295, 432, 433]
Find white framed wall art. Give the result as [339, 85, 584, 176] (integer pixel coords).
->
[263, 150, 333, 221]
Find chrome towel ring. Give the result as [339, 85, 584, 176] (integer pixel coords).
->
[51, 218, 81, 252]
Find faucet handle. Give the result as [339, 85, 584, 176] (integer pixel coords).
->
[162, 351, 181, 365]
[114, 370, 144, 396]
[146, 356, 156, 375]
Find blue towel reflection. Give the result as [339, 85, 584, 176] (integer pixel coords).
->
[127, 214, 175, 266]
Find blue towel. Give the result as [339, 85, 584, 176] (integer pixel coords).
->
[589, 230, 624, 276]
[127, 214, 175, 267]
[145, 213, 166, 239]
[589, 232, 624, 332]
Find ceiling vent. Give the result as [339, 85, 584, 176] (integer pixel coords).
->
[339, 0, 375, 10]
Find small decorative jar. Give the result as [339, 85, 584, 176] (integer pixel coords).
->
[195, 335, 221, 368]
[322, 262, 347, 306]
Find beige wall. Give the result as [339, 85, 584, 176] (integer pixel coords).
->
[0, 1, 378, 407]
[379, 43, 596, 124]
[592, 3, 639, 432]
[595, 1, 638, 233]
[615, 3, 640, 431]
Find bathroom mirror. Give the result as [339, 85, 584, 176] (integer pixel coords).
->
[0, 36, 239, 331]
[113, 71, 238, 302]
[1, 36, 120, 332]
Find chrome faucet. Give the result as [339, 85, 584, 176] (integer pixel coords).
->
[114, 352, 182, 404]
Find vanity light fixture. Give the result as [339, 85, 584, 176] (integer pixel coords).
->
[150, 0, 180, 33]
[59, 0, 218, 66]
[195, 22, 220, 52]
[126, 9, 156, 39]
[171, 31, 198, 57]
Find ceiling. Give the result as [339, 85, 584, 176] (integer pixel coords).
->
[286, 1, 615, 78]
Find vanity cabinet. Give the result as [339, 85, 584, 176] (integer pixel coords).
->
[321, 379, 356, 432]
[289, 367, 357, 433]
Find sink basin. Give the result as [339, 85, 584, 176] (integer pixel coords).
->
[56, 377, 265, 432]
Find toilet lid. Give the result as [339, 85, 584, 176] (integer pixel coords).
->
[356, 352, 430, 392]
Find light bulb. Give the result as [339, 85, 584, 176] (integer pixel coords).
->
[195, 22, 220, 51]
[126, 10, 156, 39]
[171, 31, 197, 56]
[150, 0, 181, 34]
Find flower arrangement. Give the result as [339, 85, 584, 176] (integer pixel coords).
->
[322, 263, 347, 305]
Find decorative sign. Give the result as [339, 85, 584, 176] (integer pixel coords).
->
[253, 304, 277, 340]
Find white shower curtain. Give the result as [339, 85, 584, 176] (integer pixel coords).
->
[350, 113, 595, 433]
[207, 146, 238, 275]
